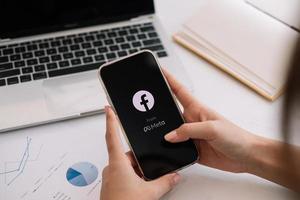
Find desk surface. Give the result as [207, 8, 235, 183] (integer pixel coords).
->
[0, 0, 298, 199]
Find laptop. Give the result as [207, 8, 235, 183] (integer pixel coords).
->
[0, 0, 192, 133]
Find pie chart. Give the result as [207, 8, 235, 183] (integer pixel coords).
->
[66, 162, 98, 187]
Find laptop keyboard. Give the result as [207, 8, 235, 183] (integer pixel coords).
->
[0, 22, 168, 87]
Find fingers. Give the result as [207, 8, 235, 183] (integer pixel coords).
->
[148, 173, 181, 198]
[164, 122, 216, 142]
[105, 106, 123, 162]
[162, 69, 197, 109]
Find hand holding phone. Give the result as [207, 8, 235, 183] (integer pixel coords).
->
[101, 106, 181, 200]
[99, 51, 198, 180]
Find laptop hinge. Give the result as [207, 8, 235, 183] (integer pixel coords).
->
[0, 38, 11, 43]
[130, 14, 154, 22]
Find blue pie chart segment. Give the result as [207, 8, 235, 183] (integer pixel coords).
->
[66, 162, 98, 187]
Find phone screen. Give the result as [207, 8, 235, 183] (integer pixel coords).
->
[100, 51, 198, 180]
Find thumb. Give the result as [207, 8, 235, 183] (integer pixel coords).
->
[164, 122, 216, 143]
[147, 173, 181, 199]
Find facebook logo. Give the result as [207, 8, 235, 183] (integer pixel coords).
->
[132, 90, 155, 112]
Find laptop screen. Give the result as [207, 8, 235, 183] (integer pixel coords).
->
[0, 0, 155, 39]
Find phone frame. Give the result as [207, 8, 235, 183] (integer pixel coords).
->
[97, 50, 199, 180]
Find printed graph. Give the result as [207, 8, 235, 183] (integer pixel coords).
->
[66, 162, 99, 187]
[0, 137, 43, 186]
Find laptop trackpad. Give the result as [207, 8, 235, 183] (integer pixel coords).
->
[42, 72, 107, 115]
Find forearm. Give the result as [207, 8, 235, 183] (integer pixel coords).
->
[246, 135, 300, 192]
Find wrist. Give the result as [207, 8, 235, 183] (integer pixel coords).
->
[243, 135, 300, 191]
[244, 135, 267, 174]
[244, 135, 283, 176]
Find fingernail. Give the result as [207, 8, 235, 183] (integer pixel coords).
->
[173, 174, 181, 185]
[164, 131, 177, 141]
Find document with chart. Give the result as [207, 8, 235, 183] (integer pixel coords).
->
[0, 123, 107, 200]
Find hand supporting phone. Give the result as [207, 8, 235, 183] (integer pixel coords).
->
[98, 50, 198, 180]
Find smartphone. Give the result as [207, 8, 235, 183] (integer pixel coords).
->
[98, 50, 198, 180]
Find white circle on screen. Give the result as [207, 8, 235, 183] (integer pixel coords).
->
[132, 90, 155, 112]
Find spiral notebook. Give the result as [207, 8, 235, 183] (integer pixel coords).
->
[173, 0, 299, 101]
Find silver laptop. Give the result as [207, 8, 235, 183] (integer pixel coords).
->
[0, 0, 192, 133]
